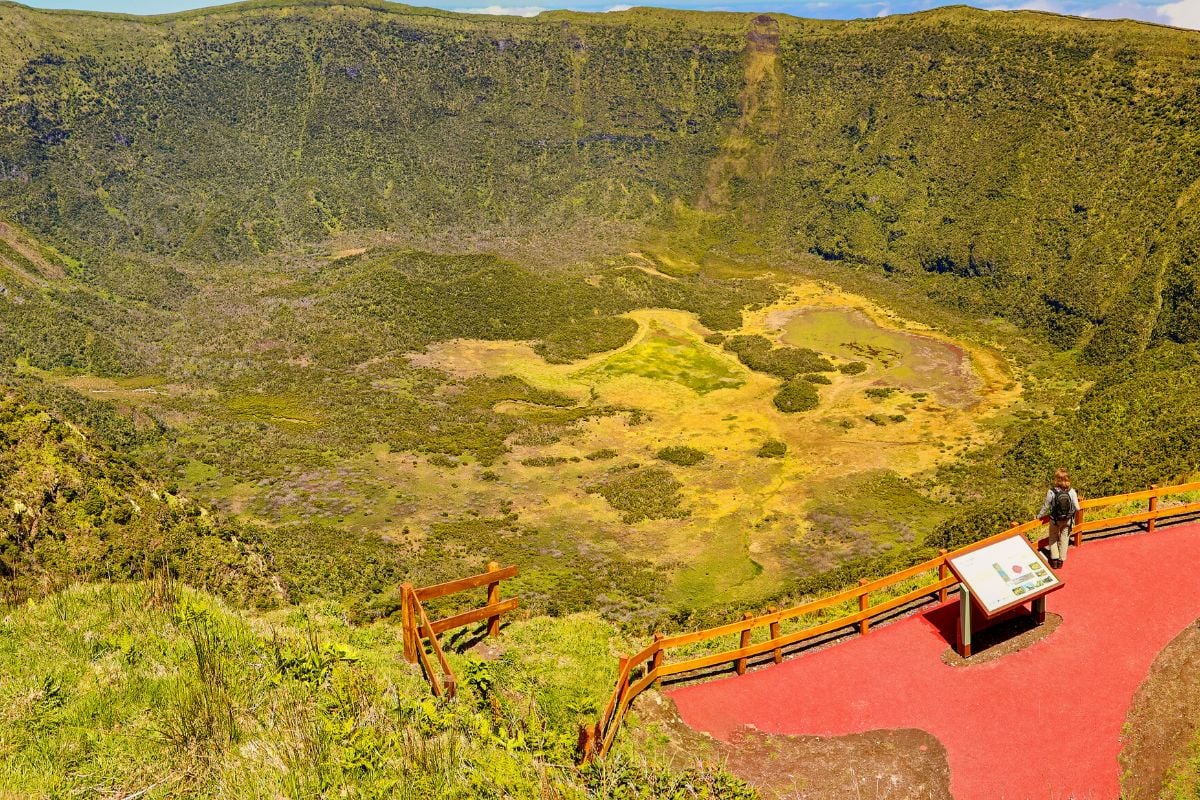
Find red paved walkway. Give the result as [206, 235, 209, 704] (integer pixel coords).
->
[670, 522, 1200, 799]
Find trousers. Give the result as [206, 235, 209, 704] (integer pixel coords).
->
[1048, 520, 1072, 562]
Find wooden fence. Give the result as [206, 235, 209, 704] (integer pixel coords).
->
[400, 561, 520, 698]
[582, 479, 1200, 761]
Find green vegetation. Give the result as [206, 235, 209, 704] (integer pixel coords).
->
[723, 335, 834, 380]
[0, 2, 1197, 365]
[656, 445, 707, 466]
[589, 467, 688, 524]
[2, 0, 1200, 793]
[583, 328, 746, 394]
[756, 440, 787, 458]
[1164, 730, 1200, 799]
[772, 378, 820, 413]
[0, 581, 753, 799]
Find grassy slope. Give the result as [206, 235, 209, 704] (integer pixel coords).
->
[0, 580, 753, 799]
[1, 2, 1199, 360]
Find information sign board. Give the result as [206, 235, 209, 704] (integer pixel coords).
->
[947, 535, 1062, 617]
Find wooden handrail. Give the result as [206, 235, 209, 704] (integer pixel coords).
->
[401, 561, 520, 698]
[415, 565, 520, 601]
[430, 598, 520, 635]
[416, 598, 456, 698]
[584, 478, 1200, 761]
[1078, 481, 1200, 509]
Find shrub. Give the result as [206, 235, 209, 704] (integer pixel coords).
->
[803, 373, 832, 384]
[588, 467, 687, 524]
[756, 440, 787, 458]
[585, 448, 618, 461]
[773, 378, 820, 413]
[655, 446, 706, 466]
[521, 456, 570, 467]
[839, 361, 868, 375]
[724, 335, 834, 379]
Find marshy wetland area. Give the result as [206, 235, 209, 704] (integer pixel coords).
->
[410, 276, 1023, 609]
[34, 236, 1046, 618]
[23, 239, 1051, 618]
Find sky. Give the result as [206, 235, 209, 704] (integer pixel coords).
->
[14, 0, 1200, 29]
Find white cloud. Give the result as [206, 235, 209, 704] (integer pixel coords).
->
[603, 4, 634, 10]
[876, 6, 892, 14]
[459, 4, 547, 15]
[1157, 0, 1200, 27]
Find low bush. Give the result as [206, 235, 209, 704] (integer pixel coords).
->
[773, 378, 820, 413]
[589, 467, 688, 524]
[656, 445, 706, 466]
[756, 440, 787, 458]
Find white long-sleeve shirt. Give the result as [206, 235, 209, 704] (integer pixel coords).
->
[1038, 487, 1080, 521]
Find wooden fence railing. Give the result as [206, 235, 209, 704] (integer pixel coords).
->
[582, 479, 1200, 761]
[400, 561, 520, 698]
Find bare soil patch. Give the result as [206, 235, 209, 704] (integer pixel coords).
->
[634, 691, 951, 800]
[1119, 616, 1200, 799]
[941, 612, 1062, 667]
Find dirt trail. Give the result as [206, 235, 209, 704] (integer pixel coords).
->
[1120, 616, 1200, 799]
[634, 690, 952, 800]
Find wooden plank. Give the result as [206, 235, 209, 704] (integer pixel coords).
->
[1079, 481, 1200, 509]
[655, 560, 946, 653]
[414, 565, 518, 601]
[654, 577, 956, 681]
[417, 604, 455, 678]
[869, 576, 958, 617]
[429, 597, 520, 635]
[657, 605, 879, 678]
[597, 671, 627, 735]
[1077, 500, 1200, 533]
[856, 556, 944, 595]
[413, 633, 443, 697]
[600, 669, 660, 756]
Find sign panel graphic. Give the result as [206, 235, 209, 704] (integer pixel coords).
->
[947, 535, 1061, 616]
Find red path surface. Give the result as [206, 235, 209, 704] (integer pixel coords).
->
[670, 522, 1200, 800]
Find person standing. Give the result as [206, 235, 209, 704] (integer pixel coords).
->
[1038, 468, 1080, 569]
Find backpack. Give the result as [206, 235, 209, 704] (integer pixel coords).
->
[1050, 488, 1074, 522]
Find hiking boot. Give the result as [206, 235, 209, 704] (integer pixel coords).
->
[1052, 559, 1063, 569]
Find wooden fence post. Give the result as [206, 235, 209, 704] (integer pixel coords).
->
[938, 549, 949, 604]
[651, 632, 664, 674]
[577, 723, 596, 761]
[1148, 485, 1158, 534]
[486, 561, 502, 637]
[768, 606, 782, 664]
[1074, 501, 1084, 548]
[858, 578, 870, 635]
[400, 583, 417, 664]
[736, 612, 753, 675]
